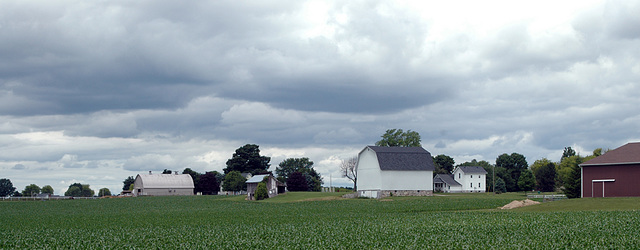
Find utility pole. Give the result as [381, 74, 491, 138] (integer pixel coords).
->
[493, 164, 496, 195]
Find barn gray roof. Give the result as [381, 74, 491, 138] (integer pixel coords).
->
[246, 174, 270, 183]
[457, 166, 488, 174]
[581, 142, 640, 166]
[367, 146, 435, 171]
[136, 174, 194, 189]
[434, 174, 461, 186]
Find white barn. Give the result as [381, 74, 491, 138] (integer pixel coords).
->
[356, 146, 435, 198]
[132, 172, 195, 196]
[452, 166, 487, 193]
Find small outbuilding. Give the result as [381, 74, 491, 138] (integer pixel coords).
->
[580, 142, 640, 198]
[433, 174, 462, 193]
[246, 174, 284, 200]
[132, 171, 194, 196]
[356, 146, 435, 198]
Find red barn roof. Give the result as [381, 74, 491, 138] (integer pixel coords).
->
[580, 142, 640, 166]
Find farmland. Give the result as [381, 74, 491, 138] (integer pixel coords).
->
[1, 193, 639, 248]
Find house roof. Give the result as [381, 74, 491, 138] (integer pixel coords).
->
[434, 174, 461, 186]
[457, 166, 488, 174]
[580, 142, 640, 166]
[136, 174, 194, 189]
[366, 146, 435, 171]
[246, 174, 270, 183]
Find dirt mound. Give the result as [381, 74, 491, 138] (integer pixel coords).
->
[500, 199, 541, 209]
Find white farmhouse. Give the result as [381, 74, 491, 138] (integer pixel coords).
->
[132, 171, 195, 196]
[356, 146, 435, 198]
[451, 166, 487, 193]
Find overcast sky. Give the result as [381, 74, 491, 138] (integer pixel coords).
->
[2, 0, 639, 195]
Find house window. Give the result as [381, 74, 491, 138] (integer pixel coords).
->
[471, 175, 473, 178]
[459, 173, 461, 178]
[478, 183, 481, 188]
[470, 183, 472, 188]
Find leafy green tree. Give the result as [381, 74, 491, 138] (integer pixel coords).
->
[222, 171, 246, 192]
[274, 158, 322, 191]
[495, 177, 506, 194]
[0, 178, 16, 197]
[433, 154, 455, 175]
[23, 184, 41, 197]
[224, 144, 271, 175]
[558, 153, 596, 198]
[533, 161, 556, 192]
[496, 153, 528, 192]
[530, 158, 553, 176]
[162, 169, 172, 174]
[64, 183, 94, 197]
[375, 129, 421, 147]
[123, 176, 135, 191]
[340, 156, 358, 191]
[275, 158, 314, 183]
[255, 182, 268, 200]
[286, 172, 308, 191]
[65, 186, 82, 197]
[518, 169, 535, 194]
[41, 185, 54, 195]
[81, 185, 94, 197]
[198, 172, 220, 195]
[98, 188, 111, 197]
[182, 168, 202, 194]
[562, 147, 576, 160]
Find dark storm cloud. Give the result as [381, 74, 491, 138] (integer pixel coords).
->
[0, 0, 458, 116]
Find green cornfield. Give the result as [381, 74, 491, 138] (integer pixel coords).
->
[1, 194, 639, 248]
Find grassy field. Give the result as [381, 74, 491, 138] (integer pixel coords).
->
[1, 192, 639, 248]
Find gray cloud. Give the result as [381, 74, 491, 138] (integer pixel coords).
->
[1, 1, 639, 193]
[12, 164, 26, 170]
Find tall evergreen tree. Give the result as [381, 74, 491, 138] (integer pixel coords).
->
[495, 177, 507, 194]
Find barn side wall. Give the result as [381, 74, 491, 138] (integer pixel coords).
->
[381, 170, 433, 191]
[138, 188, 193, 196]
[581, 164, 640, 197]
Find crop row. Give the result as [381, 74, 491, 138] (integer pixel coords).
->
[1, 196, 638, 248]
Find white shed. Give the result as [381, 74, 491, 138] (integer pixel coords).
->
[132, 172, 195, 196]
[452, 166, 487, 193]
[356, 146, 435, 198]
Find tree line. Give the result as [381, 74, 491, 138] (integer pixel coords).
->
[0, 180, 110, 198]
[121, 144, 324, 196]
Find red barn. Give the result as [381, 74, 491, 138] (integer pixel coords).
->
[580, 142, 640, 198]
